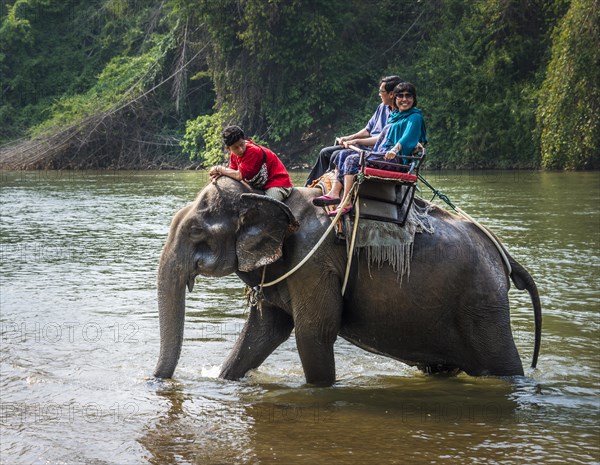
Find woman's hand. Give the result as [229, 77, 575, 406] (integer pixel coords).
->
[384, 143, 401, 160]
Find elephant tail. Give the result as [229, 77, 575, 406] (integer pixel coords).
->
[508, 255, 542, 369]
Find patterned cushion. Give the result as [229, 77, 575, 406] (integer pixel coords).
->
[364, 158, 408, 172]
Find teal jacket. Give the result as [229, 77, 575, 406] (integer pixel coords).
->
[379, 107, 427, 156]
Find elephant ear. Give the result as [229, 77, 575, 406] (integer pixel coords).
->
[236, 193, 300, 272]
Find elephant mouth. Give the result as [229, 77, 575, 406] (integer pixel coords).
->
[187, 275, 195, 292]
[186, 260, 222, 291]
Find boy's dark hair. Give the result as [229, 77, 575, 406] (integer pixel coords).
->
[394, 81, 418, 107]
[222, 125, 245, 146]
[380, 75, 403, 92]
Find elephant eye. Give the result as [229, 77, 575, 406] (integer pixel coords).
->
[189, 226, 203, 238]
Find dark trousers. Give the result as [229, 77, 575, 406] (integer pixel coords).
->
[304, 145, 342, 186]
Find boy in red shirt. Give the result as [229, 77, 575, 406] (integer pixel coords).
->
[209, 125, 293, 202]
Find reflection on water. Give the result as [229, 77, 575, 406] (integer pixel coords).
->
[1, 170, 598, 464]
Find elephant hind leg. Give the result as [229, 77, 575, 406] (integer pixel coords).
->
[466, 356, 524, 377]
[219, 303, 293, 381]
[463, 331, 525, 377]
[454, 300, 525, 377]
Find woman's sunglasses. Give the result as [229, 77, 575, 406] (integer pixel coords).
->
[395, 93, 414, 99]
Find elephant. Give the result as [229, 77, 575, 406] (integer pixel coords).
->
[154, 176, 541, 386]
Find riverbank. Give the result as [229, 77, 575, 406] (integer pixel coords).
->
[0, 128, 543, 172]
[0, 138, 192, 171]
[0, 144, 545, 172]
[0, 135, 313, 171]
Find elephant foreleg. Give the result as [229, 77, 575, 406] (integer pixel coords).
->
[293, 291, 341, 387]
[219, 303, 294, 381]
[295, 330, 337, 387]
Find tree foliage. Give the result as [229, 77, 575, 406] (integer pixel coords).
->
[1, 0, 597, 170]
[412, 0, 564, 168]
[180, 103, 235, 166]
[177, 0, 417, 166]
[537, 0, 599, 169]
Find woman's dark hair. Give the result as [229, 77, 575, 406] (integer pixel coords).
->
[222, 125, 245, 146]
[393, 82, 417, 107]
[380, 75, 403, 93]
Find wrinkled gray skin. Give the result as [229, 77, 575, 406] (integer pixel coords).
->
[154, 177, 541, 386]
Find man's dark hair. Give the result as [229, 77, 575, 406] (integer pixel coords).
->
[380, 75, 403, 92]
[222, 125, 245, 146]
[394, 81, 418, 107]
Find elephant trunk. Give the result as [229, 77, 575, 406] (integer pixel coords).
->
[153, 252, 188, 379]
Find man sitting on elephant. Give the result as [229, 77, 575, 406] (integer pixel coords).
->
[209, 125, 293, 202]
[304, 75, 403, 188]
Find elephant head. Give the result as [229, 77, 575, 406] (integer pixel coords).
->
[153, 177, 299, 379]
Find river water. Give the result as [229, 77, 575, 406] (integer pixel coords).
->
[0, 169, 598, 465]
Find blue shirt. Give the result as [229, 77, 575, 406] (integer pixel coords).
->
[365, 103, 390, 136]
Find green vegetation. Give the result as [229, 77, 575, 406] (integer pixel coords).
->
[1, 0, 597, 169]
[537, 0, 599, 169]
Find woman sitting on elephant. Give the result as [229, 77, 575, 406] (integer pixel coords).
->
[314, 82, 427, 216]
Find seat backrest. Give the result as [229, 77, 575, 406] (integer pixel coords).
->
[358, 143, 426, 174]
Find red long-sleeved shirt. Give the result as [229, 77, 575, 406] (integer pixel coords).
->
[229, 140, 292, 189]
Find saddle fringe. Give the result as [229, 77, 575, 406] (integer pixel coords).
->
[350, 202, 434, 283]
[312, 172, 435, 283]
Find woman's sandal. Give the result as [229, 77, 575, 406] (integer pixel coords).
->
[327, 205, 352, 217]
[312, 194, 341, 206]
